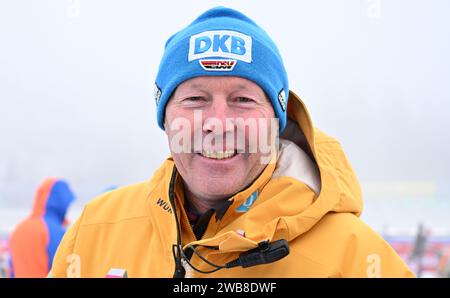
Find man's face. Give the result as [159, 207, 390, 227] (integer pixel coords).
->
[164, 76, 276, 202]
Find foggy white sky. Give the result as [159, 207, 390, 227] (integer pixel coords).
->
[0, 0, 449, 211]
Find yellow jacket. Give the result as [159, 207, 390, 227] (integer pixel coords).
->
[50, 91, 414, 278]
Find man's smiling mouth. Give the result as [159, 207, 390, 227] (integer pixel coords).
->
[200, 150, 237, 160]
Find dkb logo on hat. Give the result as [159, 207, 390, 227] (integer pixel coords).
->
[188, 30, 252, 63]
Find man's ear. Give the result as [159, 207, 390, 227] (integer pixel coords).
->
[163, 96, 173, 133]
[163, 117, 168, 133]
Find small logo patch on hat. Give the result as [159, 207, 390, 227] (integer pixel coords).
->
[199, 59, 236, 71]
[154, 83, 162, 106]
[189, 30, 252, 63]
[278, 89, 286, 112]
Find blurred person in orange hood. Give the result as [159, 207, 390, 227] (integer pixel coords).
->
[9, 178, 75, 277]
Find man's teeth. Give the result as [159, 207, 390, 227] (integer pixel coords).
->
[201, 150, 236, 159]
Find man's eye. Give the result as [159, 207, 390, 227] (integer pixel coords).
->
[236, 97, 254, 103]
[183, 96, 205, 103]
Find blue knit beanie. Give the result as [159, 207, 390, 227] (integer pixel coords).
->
[155, 6, 289, 132]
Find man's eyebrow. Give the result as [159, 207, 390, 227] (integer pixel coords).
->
[188, 83, 203, 89]
[236, 84, 248, 90]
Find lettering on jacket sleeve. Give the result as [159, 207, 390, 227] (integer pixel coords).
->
[156, 198, 173, 214]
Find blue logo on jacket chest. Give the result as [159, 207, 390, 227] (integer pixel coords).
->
[236, 191, 259, 213]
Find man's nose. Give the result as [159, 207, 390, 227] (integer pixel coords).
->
[202, 97, 234, 133]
